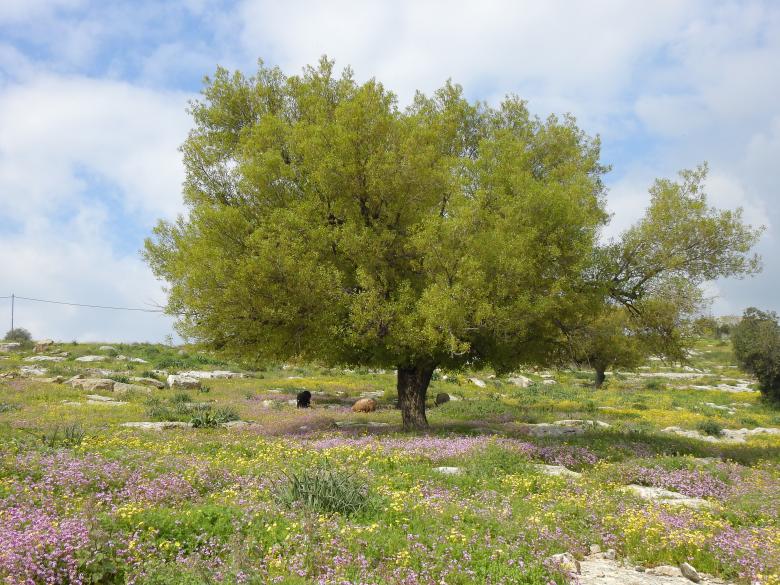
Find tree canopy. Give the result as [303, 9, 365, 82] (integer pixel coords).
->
[732, 308, 780, 401]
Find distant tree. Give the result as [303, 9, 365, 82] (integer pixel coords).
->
[569, 166, 762, 386]
[145, 58, 610, 429]
[3, 328, 32, 344]
[731, 308, 780, 401]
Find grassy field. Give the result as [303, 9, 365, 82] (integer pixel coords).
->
[0, 339, 778, 584]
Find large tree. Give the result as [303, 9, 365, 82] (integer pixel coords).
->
[732, 308, 780, 401]
[145, 58, 610, 429]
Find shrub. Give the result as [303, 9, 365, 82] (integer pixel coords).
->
[3, 327, 32, 343]
[190, 405, 239, 428]
[275, 462, 374, 516]
[697, 419, 723, 437]
[732, 308, 780, 401]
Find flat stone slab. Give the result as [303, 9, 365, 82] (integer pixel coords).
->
[434, 466, 462, 475]
[178, 370, 244, 379]
[121, 421, 192, 430]
[663, 426, 780, 443]
[521, 419, 611, 437]
[534, 464, 582, 478]
[625, 485, 711, 509]
[75, 355, 106, 362]
[334, 421, 391, 429]
[579, 556, 732, 584]
[23, 356, 65, 362]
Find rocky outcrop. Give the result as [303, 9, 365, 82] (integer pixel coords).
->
[166, 374, 202, 389]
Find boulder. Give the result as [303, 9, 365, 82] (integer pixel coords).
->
[546, 552, 581, 575]
[75, 355, 106, 363]
[40, 376, 65, 384]
[68, 378, 115, 392]
[23, 355, 65, 362]
[534, 464, 582, 478]
[20, 366, 47, 377]
[129, 357, 148, 363]
[508, 375, 533, 388]
[435, 392, 450, 406]
[0, 342, 21, 352]
[130, 376, 166, 389]
[352, 398, 378, 413]
[34, 339, 54, 353]
[167, 374, 202, 389]
[469, 377, 486, 388]
[679, 562, 700, 583]
[98, 345, 117, 352]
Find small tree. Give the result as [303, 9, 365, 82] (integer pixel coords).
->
[732, 308, 780, 401]
[3, 328, 32, 344]
[569, 166, 762, 386]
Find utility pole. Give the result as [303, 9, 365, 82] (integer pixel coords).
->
[10, 293, 13, 332]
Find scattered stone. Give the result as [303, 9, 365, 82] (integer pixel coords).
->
[121, 421, 192, 430]
[534, 464, 582, 478]
[579, 555, 733, 584]
[626, 485, 711, 509]
[34, 339, 54, 353]
[507, 375, 533, 388]
[434, 466, 461, 475]
[115, 355, 128, 361]
[589, 544, 601, 554]
[166, 374, 201, 389]
[679, 562, 700, 583]
[0, 342, 21, 352]
[23, 355, 65, 362]
[542, 379, 556, 385]
[68, 378, 116, 392]
[546, 552, 580, 575]
[469, 377, 486, 388]
[129, 357, 149, 364]
[352, 398, 378, 413]
[75, 355, 106, 363]
[521, 423, 586, 437]
[260, 400, 277, 408]
[130, 377, 166, 389]
[702, 402, 736, 414]
[98, 345, 117, 352]
[19, 366, 47, 376]
[435, 392, 450, 406]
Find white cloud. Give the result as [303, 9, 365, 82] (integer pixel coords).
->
[0, 73, 191, 341]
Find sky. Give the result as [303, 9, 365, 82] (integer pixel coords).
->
[0, 0, 778, 342]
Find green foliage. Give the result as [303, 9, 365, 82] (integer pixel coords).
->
[275, 461, 375, 516]
[0, 402, 19, 413]
[145, 396, 239, 427]
[40, 423, 85, 447]
[732, 308, 780, 401]
[3, 328, 32, 344]
[697, 419, 724, 437]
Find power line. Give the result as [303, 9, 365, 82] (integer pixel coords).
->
[12, 295, 167, 313]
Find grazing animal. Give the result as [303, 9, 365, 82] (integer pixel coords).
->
[352, 398, 377, 413]
[435, 392, 450, 406]
[296, 390, 312, 408]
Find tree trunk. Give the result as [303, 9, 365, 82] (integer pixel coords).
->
[595, 367, 606, 388]
[397, 363, 435, 430]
